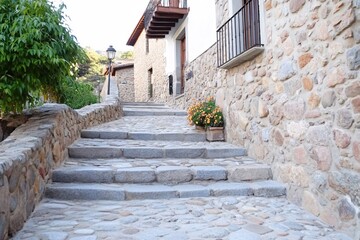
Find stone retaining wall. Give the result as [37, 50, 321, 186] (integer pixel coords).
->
[0, 85, 122, 239]
[171, 0, 360, 238]
[115, 67, 135, 102]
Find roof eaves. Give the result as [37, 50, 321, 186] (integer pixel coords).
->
[126, 15, 145, 46]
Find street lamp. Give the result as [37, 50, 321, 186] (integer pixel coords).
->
[106, 45, 116, 95]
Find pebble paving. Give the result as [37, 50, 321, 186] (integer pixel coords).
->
[13, 196, 351, 240]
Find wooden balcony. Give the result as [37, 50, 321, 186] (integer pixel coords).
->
[144, 0, 189, 39]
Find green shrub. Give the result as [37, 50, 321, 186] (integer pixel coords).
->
[59, 77, 98, 109]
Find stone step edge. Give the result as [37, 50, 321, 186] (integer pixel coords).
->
[121, 102, 165, 106]
[123, 110, 187, 116]
[80, 130, 206, 141]
[52, 165, 273, 183]
[68, 146, 247, 159]
[45, 180, 286, 201]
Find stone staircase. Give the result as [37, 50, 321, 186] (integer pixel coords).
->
[45, 102, 286, 201]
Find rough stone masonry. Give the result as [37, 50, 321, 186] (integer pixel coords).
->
[157, 0, 360, 238]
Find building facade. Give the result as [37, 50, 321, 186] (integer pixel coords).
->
[127, 16, 167, 102]
[113, 63, 135, 102]
[130, 0, 360, 238]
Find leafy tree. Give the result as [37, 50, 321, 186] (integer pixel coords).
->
[118, 51, 134, 60]
[77, 48, 107, 79]
[0, 0, 85, 114]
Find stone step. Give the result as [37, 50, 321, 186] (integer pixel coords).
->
[68, 139, 247, 159]
[45, 180, 286, 201]
[123, 107, 187, 116]
[121, 102, 165, 107]
[81, 130, 206, 141]
[52, 163, 272, 184]
[80, 116, 202, 141]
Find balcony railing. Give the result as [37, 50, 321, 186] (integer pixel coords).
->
[217, 0, 263, 68]
[144, 0, 188, 38]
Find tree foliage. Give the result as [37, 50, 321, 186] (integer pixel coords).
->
[118, 51, 134, 60]
[0, 0, 85, 114]
[77, 48, 107, 78]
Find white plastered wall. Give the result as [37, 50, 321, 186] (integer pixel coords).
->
[164, 0, 217, 95]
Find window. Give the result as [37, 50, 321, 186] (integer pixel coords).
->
[217, 0, 264, 68]
[146, 38, 149, 54]
[148, 68, 153, 98]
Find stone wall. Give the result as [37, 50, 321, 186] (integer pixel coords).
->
[134, 31, 169, 102]
[114, 66, 135, 102]
[171, 0, 360, 238]
[0, 85, 122, 239]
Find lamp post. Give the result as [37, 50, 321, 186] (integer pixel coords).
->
[106, 45, 116, 95]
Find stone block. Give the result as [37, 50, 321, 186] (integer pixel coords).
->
[338, 197, 356, 221]
[46, 184, 125, 201]
[327, 68, 345, 87]
[174, 185, 210, 198]
[206, 148, 246, 158]
[115, 167, 156, 183]
[252, 181, 286, 197]
[302, 76, 313, 91]
[289, 0, 305, 13]
[165, 148, 205, 158]
[123, 148, 163, 159]
[156, 166, 192, 183]
[352, 141, 360, 162]
[307, 125, 330, 146]
[272, 128, 284, 146]
[283, 100, 305, 120]
[345, 81, 360, 98]
[128, 133, 155, 140]
[182, 133, 206, 142]
[53, 167, 114, 183]
[100, 131, 128, 139]
[68, 147, 123, 158]
[351, 97, 360, 113]
[125, 185, 177, 200]
[293, 145, 308, 164]
[287, 121, 308, 139]
[312, 146, 332, 171]
[228, 166, 272, 181]
[258, 100, 269, 118]
[239, 114, 249, 130]
[298, 53, 313, 68]
[333, 129, 351, 148]
[278, 59, 296, 81]
[321, 90, 336, 108]
[308, 93, 321, 109]
[336, 109, 354, 129]
[329, 170, 360, 205]
[191, 166, 227, 180]
[81, 130, 100, 139]
[210, 182, 253, 197]
[302, 190, 320, 216]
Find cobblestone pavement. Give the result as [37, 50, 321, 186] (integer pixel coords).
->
[13, 196, 351, 240]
